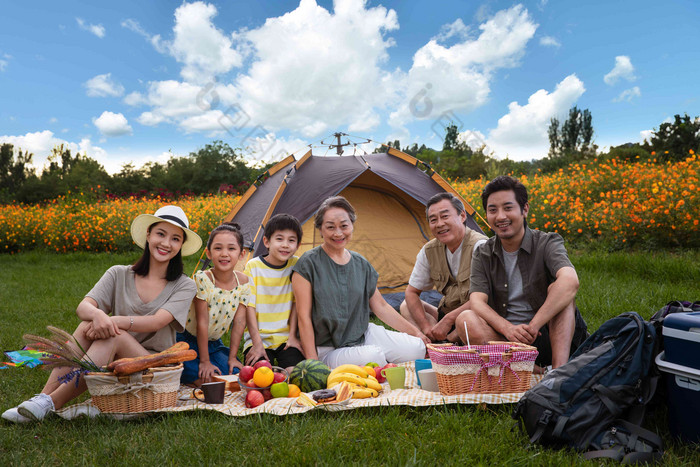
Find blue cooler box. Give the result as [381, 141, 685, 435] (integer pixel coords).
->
[656, 351, 700, 443]
[663, 312, 700, 370]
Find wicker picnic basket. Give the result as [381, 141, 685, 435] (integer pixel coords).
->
[427, 342, 538, 395]
[84, 364, 183, 413]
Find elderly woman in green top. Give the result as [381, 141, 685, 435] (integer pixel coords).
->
[292, 196, 429, 368]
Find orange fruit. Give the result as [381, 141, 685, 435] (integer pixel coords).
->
[253, 366, 274, 387]
[287, 383, 301, 397]
[363, 366, 376, 377]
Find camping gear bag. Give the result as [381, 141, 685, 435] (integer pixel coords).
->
[650, 300, 700, 357]
[650, 300, 700, 323]
[84, 364, 183, 413]
[512, 312, 661, 458]
[427, 342, 538, 395]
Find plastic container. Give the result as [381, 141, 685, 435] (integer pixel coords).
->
[655, 351, 700, 443]
[663, 312, 700, 370]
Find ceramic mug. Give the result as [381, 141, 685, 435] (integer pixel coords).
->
[381, 366, 406, 390]
[417, 369, 439, 392]
[414, 359, 432, 386]
[194, 381, 226, 404]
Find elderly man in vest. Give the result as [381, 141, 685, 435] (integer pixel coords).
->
[400, 193, 488, 343]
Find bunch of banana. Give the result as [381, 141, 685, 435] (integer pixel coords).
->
[327, 364, 383, 399]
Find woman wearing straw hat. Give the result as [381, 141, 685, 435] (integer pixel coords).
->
[2, 205, 202, 423]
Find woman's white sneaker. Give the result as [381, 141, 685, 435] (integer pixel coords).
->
[2, 407, 33, 423]
[17, 394, 55, 421]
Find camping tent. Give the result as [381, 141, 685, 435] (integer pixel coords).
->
[222, 148, 485, 292]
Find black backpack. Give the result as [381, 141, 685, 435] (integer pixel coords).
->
[513, 312, 663, 462]
[650, 300, 700, 349]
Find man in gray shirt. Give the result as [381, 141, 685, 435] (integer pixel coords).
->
[457, 176, 587, 369]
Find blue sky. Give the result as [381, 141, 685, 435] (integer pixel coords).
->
[1, 0, 698, 174]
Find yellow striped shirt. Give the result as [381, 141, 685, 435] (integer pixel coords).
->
[243, 255, 297, 350]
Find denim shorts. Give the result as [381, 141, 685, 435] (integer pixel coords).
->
[176, 330, 240, 384]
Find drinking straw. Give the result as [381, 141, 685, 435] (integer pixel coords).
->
[463, 321, 471, 349]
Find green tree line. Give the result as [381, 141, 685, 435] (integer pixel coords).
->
[2, 112, 698, 204]
[0, 141, 266, 204]
[379, 111, 699, 180]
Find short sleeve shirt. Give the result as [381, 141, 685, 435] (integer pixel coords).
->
[292, 246, 378, 348]
[470, 228, 574, 318]
[86, 265, 196, 352]
[184, 270, 254, 341]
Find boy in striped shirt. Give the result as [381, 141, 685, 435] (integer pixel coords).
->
[243, 214, 305, 372]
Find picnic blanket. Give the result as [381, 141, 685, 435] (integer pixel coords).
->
[55, 362, 543, 420]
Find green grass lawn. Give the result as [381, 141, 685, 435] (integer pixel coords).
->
[1, 250, 699, 465]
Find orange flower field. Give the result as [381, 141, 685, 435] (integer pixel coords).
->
[1, 155, 698, 253]
[453, 155, 699, 249]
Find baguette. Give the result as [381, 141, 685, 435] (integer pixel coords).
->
[113, 349, 197, 376]
[106, 341, 190, 371]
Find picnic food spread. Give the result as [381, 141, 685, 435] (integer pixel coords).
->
[312, 388, 336, 403]
[106, 342, 197, 376]
[296, 382, 353, 407]
[327, 364, 383, 399]
[289, 359, 332, 392]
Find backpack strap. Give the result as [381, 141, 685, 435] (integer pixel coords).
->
[585, 420, 663, 464]
[593, 384, 622, 414]
[621, 451, 664, 464]
[583, 447, 625, 461]
[551, 415, 569, 439]
[529, 409, 553, 444]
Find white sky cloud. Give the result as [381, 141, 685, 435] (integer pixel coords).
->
[539, 35, 560, 47]
[76, 18, 105, 38]
[239, 132, 309, 164]
[127, 0, 401, 139]
[0, 130, 116, 172]
[458, 129, 491, 153]
[604, 55, 636, 85]
[122, 3, 540, 143]
[84, 73, 125, 97]
[121, 18, 167, 53]
[93, 111, 132, 137]
[168, 2, 243, 83]
[433, 18, 469, 42]
[613, 86, 641, 102]
[389, 5, 537, 129]
[0, 59, 7, 72]
[486, 74, 586, 160]
[234, 0, 399, 137]
[123, 91, 147, 106]
[639, 129, 653, 143]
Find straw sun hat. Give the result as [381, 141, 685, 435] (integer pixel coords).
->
[130, 205, 202, 256]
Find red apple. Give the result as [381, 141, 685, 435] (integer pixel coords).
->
[374, 366, 386, 383]
[261, 388, 273, 401]
[247, 379, 258, 388]
[239, 365, 255, 383]
[273, 371, 286, 384]
[383, 363, 398, 369]
[254, 360, 272, 370]
[245, 390, 264, 408]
